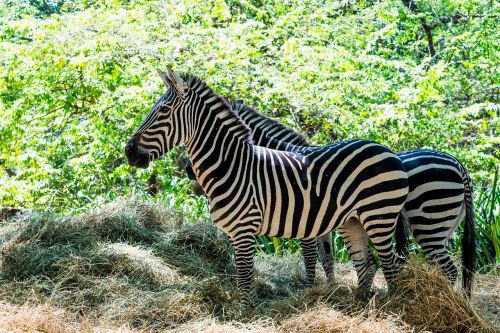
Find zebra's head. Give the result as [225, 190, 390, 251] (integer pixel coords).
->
[125, 68, 190, 168]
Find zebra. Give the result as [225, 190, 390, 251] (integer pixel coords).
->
[185, 101, 476, 296]
[180, 100, 335, 287]
[397, 150, 475, 296]
[125, 68, 409, 305]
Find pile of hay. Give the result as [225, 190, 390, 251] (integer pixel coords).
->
[0, 199, 238, 330]
[0, 199, 498, 332]
[384, 258, 498, 333]
[0, 302, 79, 333]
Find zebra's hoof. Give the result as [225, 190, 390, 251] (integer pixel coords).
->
[355, 288, 373, 300]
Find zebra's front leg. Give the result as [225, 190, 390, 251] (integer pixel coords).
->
[300, 238, 317, 287]
[232, 234, 257, 306]
[339, 218, 377, 298]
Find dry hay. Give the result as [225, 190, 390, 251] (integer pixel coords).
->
[0, 302, 80, 333]
[0, 301, 147, 333]
[383, 257, 498, 333]
[279, 306, 410, 333]
[472, 272, 500, 328]
[101, 243, 182, 284]
[0, 199, 498, 332]
[0, 198, 237, 331]
[170, 318, 277, 333]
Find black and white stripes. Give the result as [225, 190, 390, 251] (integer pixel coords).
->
[398, 150, 475, 295]
[125, 69, 409, 305]
[238, 103, 476, 296]
[185, 101, 476, 296]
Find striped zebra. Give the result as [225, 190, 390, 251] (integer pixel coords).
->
[185, 101, 476, 296]
[182, 100, 335, 287]
[397, 150, 475, 296]
[125, 69, 409, 305]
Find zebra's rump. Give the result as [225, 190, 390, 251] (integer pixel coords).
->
[399, 150, 466, 242]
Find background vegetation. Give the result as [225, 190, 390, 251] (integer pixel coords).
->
[0, 0, 498, 269]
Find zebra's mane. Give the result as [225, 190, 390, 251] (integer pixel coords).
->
[232, 101, 309, 146]
[181, 73, 253, 144]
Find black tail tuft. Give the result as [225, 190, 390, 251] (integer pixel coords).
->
[462, 171, 476, 297]
[395, 209, 410, 260]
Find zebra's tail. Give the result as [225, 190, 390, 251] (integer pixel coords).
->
[462, 168, 476, 297]
[395, 209, 410, 260]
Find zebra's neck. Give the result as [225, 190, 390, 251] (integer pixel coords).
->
[233, 101, 309, 147]
[187, 120, 252, 198]
[181, 88, 253, 198]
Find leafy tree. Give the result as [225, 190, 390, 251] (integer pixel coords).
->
[0, 0, 497, 266]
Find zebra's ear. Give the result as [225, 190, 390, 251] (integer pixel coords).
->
[164, 68, 189, 96]
[156, 68, 171, 88]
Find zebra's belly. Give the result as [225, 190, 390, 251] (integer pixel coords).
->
[256, 184, 408, 240]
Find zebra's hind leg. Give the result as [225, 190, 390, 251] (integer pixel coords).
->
[363, 217, 401, 292]
[339, 218, 377, 298]
[317, 233, 334, 283]
[301, 238, 317, 287]
[410, 201, 465, 290]
[421, 244, 458, 285]
[233, 234, 257, 306]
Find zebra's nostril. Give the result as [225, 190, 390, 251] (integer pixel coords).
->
[125, 142, 134, 155]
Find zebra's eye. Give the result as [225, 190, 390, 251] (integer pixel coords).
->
[160, 106, 172, 118]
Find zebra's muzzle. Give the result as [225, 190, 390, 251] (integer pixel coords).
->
[125, 136, 150, 168]
[128, 153, 150, 168]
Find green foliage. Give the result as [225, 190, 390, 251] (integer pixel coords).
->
[471, 167, 499, 272]
[0, 0, 498, 267]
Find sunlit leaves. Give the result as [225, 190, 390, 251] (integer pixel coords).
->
[0, 0, 497, 216]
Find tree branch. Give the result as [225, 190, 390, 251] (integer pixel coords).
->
[0, 159, 17, 177]
[401, 0, 436, 58]
[421, 20, 436, 57]
[42, 0, 54, 14]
